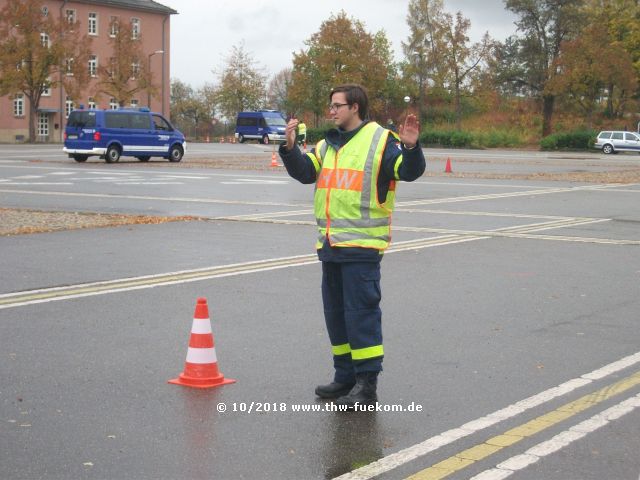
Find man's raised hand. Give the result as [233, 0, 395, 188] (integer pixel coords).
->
[285, 119, 299, 151]
[398, 114, 419, 149]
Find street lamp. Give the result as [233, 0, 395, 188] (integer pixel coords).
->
[403, 95, 411, 120]
[147, 50, 164, 108]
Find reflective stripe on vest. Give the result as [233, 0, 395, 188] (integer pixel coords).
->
[314, 123, 395, 250]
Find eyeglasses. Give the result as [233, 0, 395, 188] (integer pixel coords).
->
[328, 103, 350, 112]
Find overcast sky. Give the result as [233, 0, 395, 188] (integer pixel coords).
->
[160, 0, 518, 88]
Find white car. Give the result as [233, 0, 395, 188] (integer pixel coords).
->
[594, 130, 640, 154]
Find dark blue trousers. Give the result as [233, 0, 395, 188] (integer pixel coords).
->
[321, 261, 383, 383]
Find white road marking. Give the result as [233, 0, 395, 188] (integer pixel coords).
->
[114, 182, 182, 185]
[334, 352, 640, 480]
[157, 175, 210, 180]
[221, 178, 289, 185]
[471, 393, 640, 480]
[0, 189, 307, 207]
[1, 182, 74, 186]
[0, 163, 291, 180]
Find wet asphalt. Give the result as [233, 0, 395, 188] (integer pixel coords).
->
[1, 145, 640, 480]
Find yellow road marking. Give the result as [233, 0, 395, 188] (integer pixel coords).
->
[406, 370, 640, 480]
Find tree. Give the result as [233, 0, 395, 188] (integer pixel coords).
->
[498, 0, 585, 136]
[288, 11, 392, 125]
[402, 0, 447, 124]
[0, 0, 92, 142]
[439, 12, 493, 129]
[547, 21, 637, 125]
[214, 43, 267, 120]
[94, 18, 154, 106]
[170, 79, 216, 139]
[583, 0, 640, 115]
[268, 68, 293, 114]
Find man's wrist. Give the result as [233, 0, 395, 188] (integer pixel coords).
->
[402, 142, 417, 150]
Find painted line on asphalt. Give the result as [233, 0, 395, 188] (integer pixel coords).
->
[0, 182, 74, 186]
[0, 235, 480, 310]
[0, 163, 292, 179]
[399, 184, 619, 206]
[405, 371, 640, 480]
[396, 219, 640, 246]
[470, 393, 640, 480]
[216, 215, 639, 246]
[0, 181, 621, 212]
[0, 188, 308, 208]
[0, 254, 318, 310]
[396, 208, 576, 220]
[333, 351, 640, 480]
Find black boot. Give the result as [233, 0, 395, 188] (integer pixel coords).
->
[315, 381, 356, 399]
[335, 372, 378, 409]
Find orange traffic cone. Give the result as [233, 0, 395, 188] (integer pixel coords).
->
[445, 157, 452, 173]
[270, 150, 279, 167]
[169, 298, 235, 389]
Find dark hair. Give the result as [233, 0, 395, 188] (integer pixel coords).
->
[329, 84, 369, 121]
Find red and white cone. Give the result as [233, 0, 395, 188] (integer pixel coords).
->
[169, 298, 235, 389]
[445, 157, 453, 173]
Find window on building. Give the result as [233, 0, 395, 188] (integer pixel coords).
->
[65, 57, 74, 76]
[42, 79, 51, 96]
[42, 6, 49, 17]
[109, 98, 118, 110]
[130, 99, 139, 108]
[89, 55, 98, 77]
[108, 57, 117, 78]
[66, 9, 76, 24]
[88, 12, 98, 35]
[131, 61, 140, 79]
[40, 33, 50, 48]
[131, 18, 140, 39]
[13, 94, 25, 117]
[38, 113, 49, 137]
[65, 96, 74, 118]
[110, 16, 119, 37]
[88, 97, 97, 109]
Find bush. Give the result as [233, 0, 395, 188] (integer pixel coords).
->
[419, 129, 475, 148]
[540, 130, 597, 150]
[477, 130, 522, 148]
[306, 125, 333, 144]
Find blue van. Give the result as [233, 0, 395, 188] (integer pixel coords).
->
[234, 110, 286, 144]
[63, 108, 186, 163]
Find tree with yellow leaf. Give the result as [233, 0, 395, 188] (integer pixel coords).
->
[547, 21, 637, 126]
[288, 11, 392, 125]
[94, 18, 155, 107]
[0, 0, 91, 142]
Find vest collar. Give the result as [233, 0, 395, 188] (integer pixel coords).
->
[325, 120, 369, 151]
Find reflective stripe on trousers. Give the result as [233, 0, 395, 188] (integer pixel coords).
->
[321, 261, 383, 383]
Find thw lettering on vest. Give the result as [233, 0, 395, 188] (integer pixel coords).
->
[317, 168, 364, 191]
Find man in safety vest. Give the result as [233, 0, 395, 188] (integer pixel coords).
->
[279, 84, 425, 408]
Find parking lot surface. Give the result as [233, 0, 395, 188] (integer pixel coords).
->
[1, 145, 639, 480]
